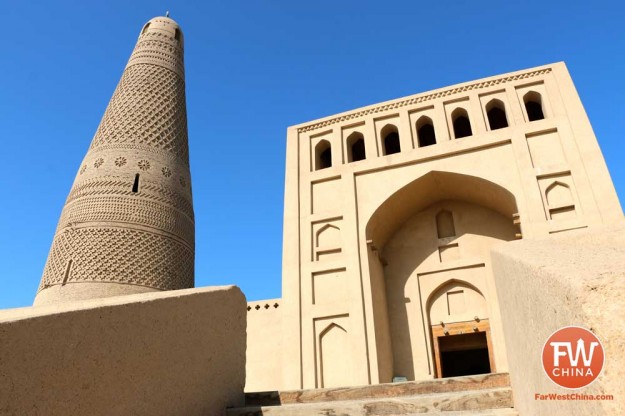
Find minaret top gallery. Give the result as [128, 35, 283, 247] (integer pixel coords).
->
[34, 16, 195, 305]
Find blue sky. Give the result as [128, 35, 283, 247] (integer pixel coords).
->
[0, 0, 623, 309]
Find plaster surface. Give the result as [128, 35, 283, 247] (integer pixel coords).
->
[246, 62, 623, 391]
[0, 286, 246, 416]
[246, 299, 283, 392]
[491, 225, 625, 415]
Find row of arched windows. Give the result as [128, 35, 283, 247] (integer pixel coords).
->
[314, 91, 546, 171]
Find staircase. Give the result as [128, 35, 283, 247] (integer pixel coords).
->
[228, 373, 517, 415]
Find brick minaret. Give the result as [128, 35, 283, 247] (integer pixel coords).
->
[35, 16, 194, 305]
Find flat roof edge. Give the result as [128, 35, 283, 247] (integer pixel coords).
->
[289, 62, 565, 132]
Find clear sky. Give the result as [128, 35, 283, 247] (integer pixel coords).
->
[0, 0, 623, 309]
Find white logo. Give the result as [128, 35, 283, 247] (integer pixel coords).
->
[550, 338, 599, 367]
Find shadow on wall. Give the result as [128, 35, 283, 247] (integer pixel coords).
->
[365, 171, 518, 381]
[366, 171, 518, 249]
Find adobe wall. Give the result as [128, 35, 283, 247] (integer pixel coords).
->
[264, 61, 622, 391]
[0, 286, 246, 416]
[491, 225, 625, 416]
[245, 299, 283, 392]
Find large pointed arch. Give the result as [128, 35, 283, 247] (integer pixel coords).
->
[365, 171, 518, 251]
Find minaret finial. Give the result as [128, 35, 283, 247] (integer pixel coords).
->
[166, 11, 170, 17]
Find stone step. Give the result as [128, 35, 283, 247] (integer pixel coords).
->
[416, 407, 519, 416]
[245, 373, 510, 406]
[227, 386, 514, 415]
[412, 410, 518, 416]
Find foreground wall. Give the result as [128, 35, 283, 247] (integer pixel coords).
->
[491, 226, 625, 416]
[0, 286, 246, 416]
[245, 299, 283, 392]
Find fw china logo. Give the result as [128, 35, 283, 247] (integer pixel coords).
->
[542, 326, 605, 389]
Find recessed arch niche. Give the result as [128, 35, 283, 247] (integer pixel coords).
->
[317, 322, 351, 388]
[363, 171, 518, 382]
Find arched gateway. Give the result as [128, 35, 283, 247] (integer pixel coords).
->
[365, 171, 517, 382]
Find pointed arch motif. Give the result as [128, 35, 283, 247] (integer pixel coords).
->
[545, 181, 576, 220]
[346, 131, 366, 162]
[485, 99, 508, 130]
[545, 181, 572, 207]
[381, 124, 401, 155]
[319, 322, 350, 388]
[316, 223, 341, 249]
[416, 116, 436, 147]
[315, 140, 332, 170]
[452, 108, 472, 138]
[426, 279, 487, 325]
[523, 91, 545, 121]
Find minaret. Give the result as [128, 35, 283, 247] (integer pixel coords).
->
[34, 16, 194, 305]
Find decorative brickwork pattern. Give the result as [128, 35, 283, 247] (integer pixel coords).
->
[36, 16, 194, 300]
[89, 64, 189, 163]
[297, 68, 552, 133]
[64, 177, 194, 219]
[39, 227, 193, 291]
[126, 31, 185, 78]
[58, 196, 194, 242]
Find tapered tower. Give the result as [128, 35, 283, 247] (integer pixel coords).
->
[34, 16, 194, 305]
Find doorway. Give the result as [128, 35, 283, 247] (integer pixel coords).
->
[431, 320, 495, 378]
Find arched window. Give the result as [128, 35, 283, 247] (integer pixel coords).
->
[346, 132, 366, 162]
[382, 125, 401, 155]
[523, 91, 545, 121]
[486, 99, 508, 130]
[436, 210, 456, 238]
[141, 23, 150, 35]
[315, 140, 332, 170]
[452, 108, 472, 139]
[416, 116, 436, 147]
[175, 28, 181, 41]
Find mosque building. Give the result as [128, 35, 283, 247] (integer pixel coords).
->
[0, 14, 621, 416]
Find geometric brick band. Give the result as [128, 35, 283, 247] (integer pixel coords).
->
[126, 31, 185, 78]
[65, 177, 194, 220]
[39, 227, 194, 292]
[59, 195, 195, 243]
[297, 68, 552, 133]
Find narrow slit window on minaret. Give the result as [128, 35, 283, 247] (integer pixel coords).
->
[132, 174, 140, 193]
[175, 29, 181, 41]
[62, 260, 73, 286]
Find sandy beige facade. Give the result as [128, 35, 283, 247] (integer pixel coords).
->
[246, 62, 622, 392]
